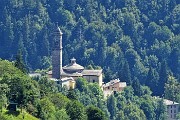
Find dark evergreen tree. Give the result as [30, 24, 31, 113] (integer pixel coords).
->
[14, 50, 27, 73]
[2, 7, 14, 59]
[67, 90, 78, 100]
[107, 95, 117, 119]
[86, 106, 107, 120]
[18, 32, 28, 67]
[155, 99, 167, 120]
[119, 60, 132, 85]
[158, 60, 169, 96]
[132, 77, 142, 96]
[169, 47, 180, 78]
[146, 67, 159, 95]
[140, 97, 155, 120]
[38, 27, 50, 56]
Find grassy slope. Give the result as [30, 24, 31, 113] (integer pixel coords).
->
[2, 109, 39, 120]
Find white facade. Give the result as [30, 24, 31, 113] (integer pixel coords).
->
[60, 77, 75, 89]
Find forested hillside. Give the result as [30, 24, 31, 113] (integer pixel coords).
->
[0, 59, 172, 119]
[0, 0, 179, 97]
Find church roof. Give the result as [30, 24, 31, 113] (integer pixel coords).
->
[63, 58, 84, 72]
[82, 69, 102, 76]
[164, 99, 179, 105]
[61, 71, 83, 77]
[103, 79, 127, 88]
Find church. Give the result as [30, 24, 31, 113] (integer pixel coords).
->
[49, 25, 103, 88]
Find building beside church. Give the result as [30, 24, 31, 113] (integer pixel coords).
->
[60, 77, 76, 89]
[164, 99, 179, 120]
[50, 25, 103, 87]
[103, 79, 127, 97]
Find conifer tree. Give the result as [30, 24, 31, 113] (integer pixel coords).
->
[14, 50, 27, 73]
[146, 67, 159, 95]
[107, 95, 117, 119]
[155, 99, 167, 120]
[121, 60, 132, 85]
[132, 77, 142, 96]
[158, 60, 169, 96]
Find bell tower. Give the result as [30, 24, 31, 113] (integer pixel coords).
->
[52, 24, 63, 79]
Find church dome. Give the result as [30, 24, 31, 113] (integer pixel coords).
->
[63, 58, 84, 73]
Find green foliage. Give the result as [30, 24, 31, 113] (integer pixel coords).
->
[0, 113, 7, 120]
[165, 76, 180, 103]
[1, 109, 39, 120]
[40, 56, 51, 70]
[121, 86, 134, 101]
[146, 67, 159, 95]
[0, 60, 22, 77]
[0, 0, 179, 119]
[140, 86, 152, 96]
[39, 97, 56, 120]
[140, 97, 155, 120]
[119, 60, 132, 85]
[158, 60, 169, 96]
[155, 99, 167, 120]
[55, 109, 70, 120]
[0, 0, 178, 82]
[48, 93, 70, 110]
[0, 83, 9, 112]
[66, 100, 87, 120]
[107, 95, 117, 119]
[76, 77, 88, 92]
[88, 83, 103, 97]
[132, 78, 142, 96]
[116, 111, 125, 120]
[37, 76, 58, 97]
[73, 78, 109, 118]
[176, 113, 180, 119]
[0, 59, 171, 120]
[14, 50, 27, 73]
[0, 60, 40, 106]
[121, 103, 146, 120]
[67, 89, 78, 100]
[0, 0, 179, 98]
[86, 106, 107, 120]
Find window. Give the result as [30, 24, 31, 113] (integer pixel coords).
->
[174, 110, 176, 113]
[174, 105, 176, 108]
[171, 110, 172, 113]
[93, 80, 95, 83]
[108, 86, 110, 89]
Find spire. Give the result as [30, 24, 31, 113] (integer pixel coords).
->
[55, 22, 63, 36]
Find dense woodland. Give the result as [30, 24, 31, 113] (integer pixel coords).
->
[0, 0, 180, 119]
[0, 59, 176, 120]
